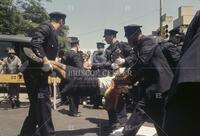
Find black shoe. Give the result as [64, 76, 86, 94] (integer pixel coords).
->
[111, 123, 121, 130]
[68, 112, 81, 117]
[92, 105, 100, 109]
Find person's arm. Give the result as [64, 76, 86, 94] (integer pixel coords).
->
[102, 49, 113, 69]
[1, 58, 7, 68]
[121, 43, 135, 67]
[161, 42, 181, 67]
[83, 61, 92, 70]
[123, 38, 156, 72]
[30, 24, 51, 64]
[181, 10, 200, 55]
[73, 54, 83, 68]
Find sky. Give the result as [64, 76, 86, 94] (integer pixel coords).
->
[43, 0, 200, 50]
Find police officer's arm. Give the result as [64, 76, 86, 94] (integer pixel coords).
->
[181, 10, 200, 55]
[120, 43, 135, 67]
[102, 49, 112, 69]
[92, 52, 109, 69]
[130, 41, 156, 71]
[30, 24, 50, 63]
[73, 55, 83, 68]
[161, 42, 181, 66]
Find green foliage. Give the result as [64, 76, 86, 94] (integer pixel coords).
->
[0, 0, 69, 51]
[16, 0, 49, 24]
[0, 0, 29, 34]
[58, 25, 70, 51]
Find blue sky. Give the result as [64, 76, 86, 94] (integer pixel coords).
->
[43, 0, 200, 50]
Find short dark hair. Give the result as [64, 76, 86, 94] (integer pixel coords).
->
[71, 43, 79, 48]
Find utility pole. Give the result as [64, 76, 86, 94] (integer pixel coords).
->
[160, 0, 163, 35]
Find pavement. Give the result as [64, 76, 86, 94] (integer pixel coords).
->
[0, 94, 157, 136]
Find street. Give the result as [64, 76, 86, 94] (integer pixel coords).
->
[0, 100, 156, 136]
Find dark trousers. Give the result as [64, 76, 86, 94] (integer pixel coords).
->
[20, 69, 55, 136]
[107, 94, 128, 126]
[163, 83, 200, 136]
[69, 95, 80, 114]
[91, 94, 102, 107]
[123, 96, 166, 136]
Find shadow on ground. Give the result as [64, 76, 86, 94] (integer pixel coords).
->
[55, 117, 111, 136]
[56, 127, 99, 136]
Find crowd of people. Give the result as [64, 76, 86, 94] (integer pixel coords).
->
[0, 9, 195, 136]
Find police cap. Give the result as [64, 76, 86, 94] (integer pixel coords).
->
[96, 42, 105, 49]
[103, 29, 118, 37]
[49, 11, 66, 20]
[68, 37, 79, 45]
[169, 28, 181, 37]
[124, 24, 142, 37]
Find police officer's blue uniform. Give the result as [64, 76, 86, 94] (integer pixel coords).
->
[20, 12, 66, 136]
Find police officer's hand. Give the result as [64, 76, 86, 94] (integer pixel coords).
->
[41, 57, 53, 72]
[111, 63, 119, 70]
[115, 57, 125, 66]
[41, 63, 53, 72]
[18, 72, 23, 75]
[43, 57, 49, 64]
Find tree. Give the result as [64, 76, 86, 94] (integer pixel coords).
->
[0, 0, 30, 34]
[17, 0, 70, 50]
[0, 0, 70, 50]
[58, 25, 70, 51]
[15, 0, 50, 34]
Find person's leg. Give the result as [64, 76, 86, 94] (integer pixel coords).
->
[145, 97, 166, 136]
[37, 73, 55, 136]
[107, 110, 117, 127]
[116, 94, 128, 125]
[163, 101, 188, 136]
[122, 101, 147, 136]
[69, 95, 80, 116]
[91, 95, 102, 109]
[13, 84, 21, 108]
[20, 71, 39, 136]
[164, 83, 200, 136]
[74, 95, 80, 113]
[7, 84, 15, 108]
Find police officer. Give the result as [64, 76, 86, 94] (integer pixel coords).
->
[169, 27, 185, 50]
[119, 25, 174, 136]
[92, 42, 107, 67]
[61, 37, 82, 117]
[164, 10, 200, 136]
[19, 12, 66, 136]
[91, 42, 107, 108]
[103, 29, 134, 131]
[103, 29, 133, 70]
